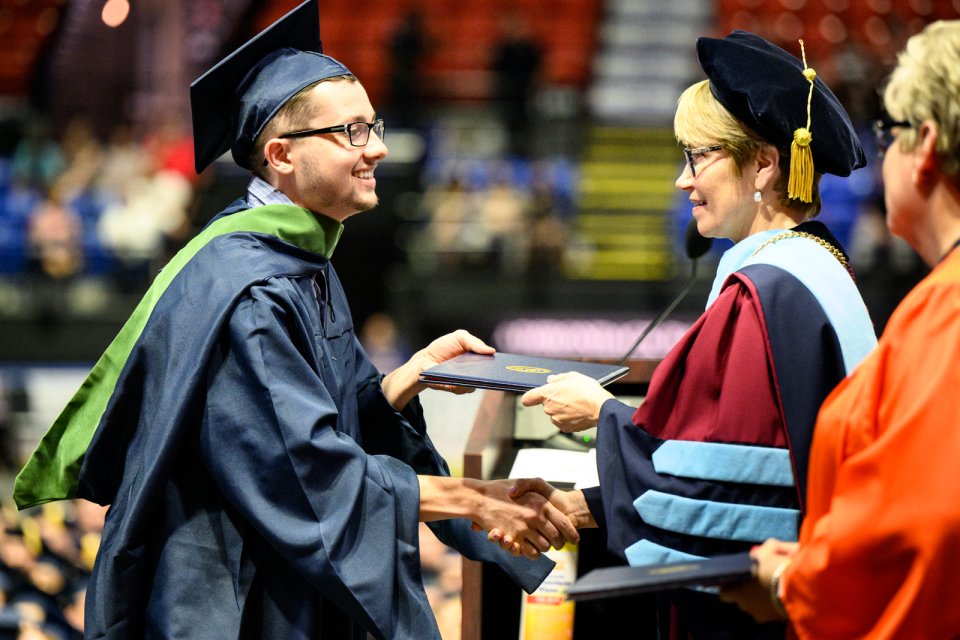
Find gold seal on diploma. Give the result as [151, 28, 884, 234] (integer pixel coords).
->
[506, 365, 551, 374]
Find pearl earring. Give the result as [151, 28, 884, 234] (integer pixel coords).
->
[754, 190, 762, 203]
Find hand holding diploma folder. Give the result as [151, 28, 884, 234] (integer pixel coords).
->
[567, 552, 754, 601]
[418, 352, 629, 393]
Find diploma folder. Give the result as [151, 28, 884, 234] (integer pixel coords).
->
[566, 552, 754, 601]
[419, 352, 629, 393]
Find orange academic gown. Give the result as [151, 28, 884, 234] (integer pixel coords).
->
[781, 247, 960, 639]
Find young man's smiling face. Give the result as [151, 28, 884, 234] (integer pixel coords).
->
[282, 78, 388, 221]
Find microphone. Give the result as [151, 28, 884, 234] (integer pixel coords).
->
[683, 216, 714, 262]
[617, 218, 713, 364]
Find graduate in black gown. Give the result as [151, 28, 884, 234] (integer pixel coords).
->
[13, 2, 579, 638]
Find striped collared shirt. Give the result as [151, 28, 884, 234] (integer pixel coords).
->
[246, 176, 294, 208]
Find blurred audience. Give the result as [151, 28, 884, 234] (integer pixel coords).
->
[26, 185, 83, 282]
[476, 165, 531, 272]
[96, 168, 192, 290]
[526, 169, 569, 277]
[0, 500, 104, 640]
[416, 159, 573, 276]
[25, 184, 84, 325]
[141, 116, 197, 186]
[93, 124, 151, 197]
[419, 523, 462, 640]
[53, 119, 103, 201]
[359, 312, 411, 373]
[10, 120, 63, 192]
[0, 116, 198, 302]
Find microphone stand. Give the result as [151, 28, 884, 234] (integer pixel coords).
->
[617, 217, 713, 365]
[617, 257, 702, 365]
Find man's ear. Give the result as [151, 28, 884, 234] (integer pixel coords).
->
[913, 120, 940, 190]
[755, 144, 781, 193]
[263, 138, 294, 175]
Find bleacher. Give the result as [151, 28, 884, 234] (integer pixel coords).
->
[254, 0, 603, 104]
[715, 0, 960, 60]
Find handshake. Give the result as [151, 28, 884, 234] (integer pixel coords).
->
[466, 371, 610, 557]
[411, 334, 607, 559]
[418, 476, 597, 560]
[482, 478, 598, 559]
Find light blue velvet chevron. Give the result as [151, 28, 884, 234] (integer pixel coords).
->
[634, 490, 800, 543]
[652, 440, 795, 486]
[623, 539, 720, 594]
[625, 538, 703, 567]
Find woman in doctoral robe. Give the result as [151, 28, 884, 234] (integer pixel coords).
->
[512, 31, 877, 639]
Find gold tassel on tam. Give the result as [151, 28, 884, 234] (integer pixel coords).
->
[788, 41, 816, 203]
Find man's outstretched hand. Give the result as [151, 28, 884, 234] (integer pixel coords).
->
[382, 329, 494, 409]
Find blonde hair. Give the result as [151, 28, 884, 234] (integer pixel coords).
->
[252, 74, 357, 178]
[883, 20, 960, 178]
[674, 80, 822, 217]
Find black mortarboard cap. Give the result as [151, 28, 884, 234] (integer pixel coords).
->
[697, 31, 865, 200]
[190, 0, 353, 173]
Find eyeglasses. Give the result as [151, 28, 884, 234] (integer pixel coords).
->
[683, 145, 723, 177]
[872, 119, 912, 157]
[278, 119, 385, 147]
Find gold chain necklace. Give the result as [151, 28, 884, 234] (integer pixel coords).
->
[751, 230, 854, 279]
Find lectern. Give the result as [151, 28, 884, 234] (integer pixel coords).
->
[460, 359, 660, 640]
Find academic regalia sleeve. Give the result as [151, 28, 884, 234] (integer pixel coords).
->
[593, 281, 805, 639]
[199, 278, 437, 640]
[581, 483, 605, 531]
[783, 268, 960, 640]
[353, 344, 555, 592]
[596, 281, 800, 567]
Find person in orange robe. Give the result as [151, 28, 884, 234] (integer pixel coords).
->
[720, 20, 960, 639]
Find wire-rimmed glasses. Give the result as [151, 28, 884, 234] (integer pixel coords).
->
[683, 145, 723, 177]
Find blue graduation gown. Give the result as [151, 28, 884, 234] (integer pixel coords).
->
[22, 202, 551, 639]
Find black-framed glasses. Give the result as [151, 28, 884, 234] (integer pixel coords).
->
[683, 145, 723, 177]
[278, 119, 385, 147]
[872, 119, 912, 157]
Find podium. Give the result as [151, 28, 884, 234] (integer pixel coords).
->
[460, 359, 660, 640]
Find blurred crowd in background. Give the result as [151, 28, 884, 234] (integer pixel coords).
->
[1, 116, 196, 315]
[0, 1, 944, 340]
[0, 499, 104, 639]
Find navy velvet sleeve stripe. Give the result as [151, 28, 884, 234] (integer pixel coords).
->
[596, 402, 798, 564]
[737, 265, 847, 506]
[581, 485, 605, 531]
